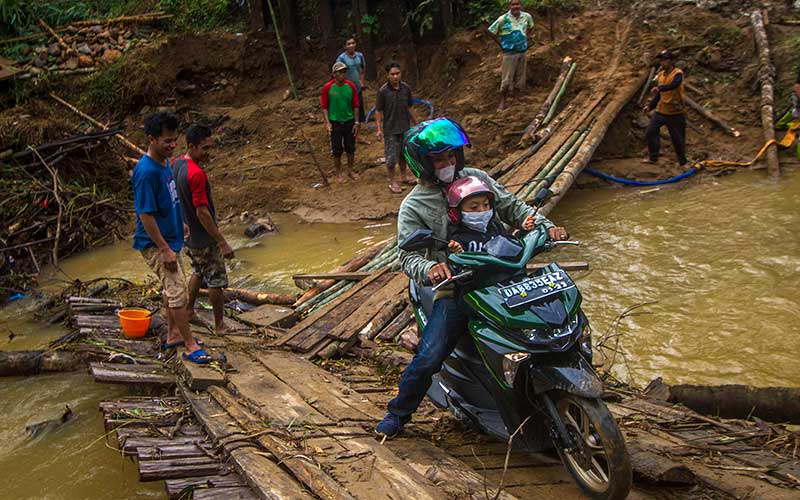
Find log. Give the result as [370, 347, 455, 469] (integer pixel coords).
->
[375, 303, 414, 342]
[90, 362, 175, 386]
[627, 442, 695, 484]
[0, 350, 84, 376]
[683, 95, 740, 137]
[539, 69, 649, 216]
[138, 456, 221, 482]
[198, 287, 295, 306]
[669, 384, 800, 424]
[751, 10, 780, 178]
[637, 66, 657, 106]
[356, 294, 408, 343]
[48, 92, 145, 156]
[292, 272, 371, 281]
[520, 56, 573, 145]
[293, 238, 390, 307]
[165, 475, 245, 500]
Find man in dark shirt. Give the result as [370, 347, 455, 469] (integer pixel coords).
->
[375, 61, 417, 193]
[173, 124, 235, 334]
[642, 49, 687, 166]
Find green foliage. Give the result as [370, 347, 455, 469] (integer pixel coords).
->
[79, 59, 126, 110]
[0, 0, 239, 37]
[78, 56, 156, 112]
[704, 24, 742, 50]
[405, 0, 436, 37]
[360, 14, 379, 35]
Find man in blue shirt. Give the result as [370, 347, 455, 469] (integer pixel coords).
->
[336, 37, 370, 144]
[132, 111, 210, 364]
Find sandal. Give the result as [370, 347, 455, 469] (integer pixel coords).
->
[182, 348, 212, 364]
[163, 337, 204, 350]
[388, 183, 402, 194]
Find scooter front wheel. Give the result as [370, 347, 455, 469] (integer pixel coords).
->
[552, 393, 632, 500]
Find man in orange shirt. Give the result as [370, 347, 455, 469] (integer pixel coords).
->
[642, 50, 687, 166]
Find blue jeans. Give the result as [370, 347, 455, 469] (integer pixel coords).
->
[388, 296, 470, 418]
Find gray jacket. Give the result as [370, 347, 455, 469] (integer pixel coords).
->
[397, 167, 554, 285]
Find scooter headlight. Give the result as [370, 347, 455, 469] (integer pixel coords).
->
[502, 352, 530, 387]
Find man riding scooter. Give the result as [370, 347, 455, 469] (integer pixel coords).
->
[375, 117, 570, 437]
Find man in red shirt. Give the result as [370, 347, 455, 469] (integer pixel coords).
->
[321, 61, 360, 183]
[173, 124, 235, 333]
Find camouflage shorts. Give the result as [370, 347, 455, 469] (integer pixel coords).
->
[141, 246, 189, 309]
[186, 245, 229, 289]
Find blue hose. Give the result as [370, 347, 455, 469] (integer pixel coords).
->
[364, 98, 434, 129]
[583, 166, 698, 186]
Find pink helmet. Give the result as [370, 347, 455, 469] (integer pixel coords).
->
[446, 175, 494, 224]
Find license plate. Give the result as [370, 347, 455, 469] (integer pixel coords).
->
[498, 271, 575, 308]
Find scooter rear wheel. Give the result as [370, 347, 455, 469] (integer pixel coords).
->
[552, 393, 631, 500]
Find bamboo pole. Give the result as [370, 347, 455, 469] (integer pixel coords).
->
[48, 93, 145, 156]
[539, 69, 650, 217]
[266, 0, 298, 100]
[524, 128, 590, 203]
[520, 56, 573, 145]
[751, 10, 780, 178]
[542, 62, 577, 126]
[637, 66, 656, 106]
[683, 95, 740, 137]
[37, 19, 72, 56]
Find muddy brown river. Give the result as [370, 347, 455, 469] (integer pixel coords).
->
[1, 171, 798, 498]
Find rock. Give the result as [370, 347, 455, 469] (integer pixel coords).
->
[90, 25, 103, 33]
[109, 27, 119, 38]
[64, 57, 79, 70]
[282, 89, 291, 101]
[77, 43, 91, 55]
[244, 218, 277, 238]
[696, 46, 723, 70]
[78, 55, 94, 68]
[32, 57, 47, 68]
[100, 49, 122, 65]
[99, 30, 110, 39]
[48, 43, 61, 56]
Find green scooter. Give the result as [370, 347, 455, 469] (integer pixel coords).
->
[400, 190, 632, 500]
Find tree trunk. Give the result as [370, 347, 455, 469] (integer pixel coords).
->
[438, 0, 452, 39]
[0, 350, 85, 376]
[751, 10, 780, 178]
[249, 0, 267, 31]
[317, 0, 336, 62]
[548, 8, 556, 42]
[353, 0, 377, 81]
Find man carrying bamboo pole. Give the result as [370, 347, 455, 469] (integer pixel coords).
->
[488, 0, 535, 111]
[642, 50, 688, 167]
[173, 124, 235, 334]
[132, 111, 210, 364]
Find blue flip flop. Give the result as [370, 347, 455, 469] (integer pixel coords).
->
[162, 337, 204, 350]
[182, 349, 212, 364]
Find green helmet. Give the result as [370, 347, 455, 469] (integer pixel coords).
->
[403, 117, 471, 185]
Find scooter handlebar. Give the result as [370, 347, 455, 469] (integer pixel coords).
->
[431, 270, 474, 292]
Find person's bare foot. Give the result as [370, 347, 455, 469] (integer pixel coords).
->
[357, 136, 371, 145]
[348, 171, 360, 180]
[215, 323, 229, 334]
[401, 175, 416, 185]
[336, 174, 347, 184]
[389, 181, 402, 193]
[640, 158, 657, 164]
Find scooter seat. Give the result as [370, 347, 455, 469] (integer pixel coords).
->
[409, 280, 436, 318]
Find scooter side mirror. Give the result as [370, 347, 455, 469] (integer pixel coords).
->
[532, 188, 553, 208]
[399, 229, 435, 252]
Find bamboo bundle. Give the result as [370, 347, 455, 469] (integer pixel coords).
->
[521, 127, 591, 203]
[540, 70, 650, 216]
[520, 56, 574, 145]
[751, 10, 780, 178]
[542, 62, 577, 126]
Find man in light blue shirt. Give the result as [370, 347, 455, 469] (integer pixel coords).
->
[336, 37, 369, 143]
[488, 0, 535, 110]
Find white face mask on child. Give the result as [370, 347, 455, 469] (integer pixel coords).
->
[462, 209, 494, 233]
[435, 165, 456, 184]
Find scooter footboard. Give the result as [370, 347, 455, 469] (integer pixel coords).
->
[528, 357, 603, 398]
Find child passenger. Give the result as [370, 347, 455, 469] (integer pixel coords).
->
[446, 175, 536, 254]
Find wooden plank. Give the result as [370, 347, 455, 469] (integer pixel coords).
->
[273, 269, 391, 349]
[375, 304, 414, 342]
[527, 261, 589, 272]
[207, 386, 359, 500]
[139, 456, 222, 482]
[327, 273, 408, 344]
[292, 272, 371, 281]
[165, 475, 245, 499]
[181, 385, 247, 442]
[90, 362, 175, 386]
[137, 442, 216, 460]
[123, 436, 209, 455]
[179, 356, 226, 390]
[76, 314, 121, 328]
[225, 352, 329, 426]
[252, 351, 383, 422]
[385, 437, 520, 500]
[238, 303, 296, 327]
[229, 447, 314, 500]
[193, 487, 257, 500]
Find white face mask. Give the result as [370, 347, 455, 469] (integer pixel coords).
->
[435, 165, 456, 184]
[462, 209, 494, 233]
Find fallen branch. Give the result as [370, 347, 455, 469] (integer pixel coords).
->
[751, 10, 780, 178]
[37, 18, 72, 56]
[198, 287, 296, 306]
[29, 147, 63, 266]
[683, 95, 740, 137]
[48, 92, 145, 156]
